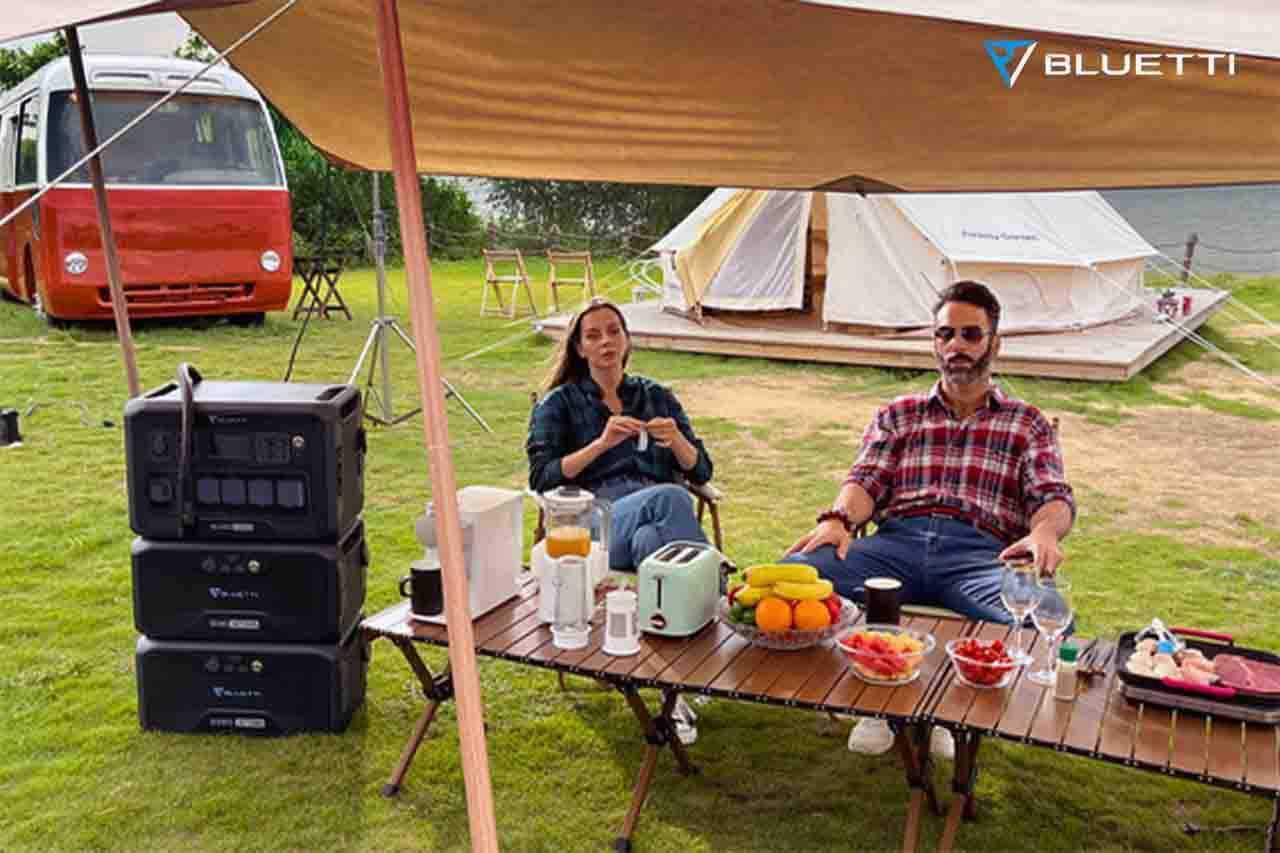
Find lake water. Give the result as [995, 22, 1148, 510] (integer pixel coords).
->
[1102, 185, 1280, 276]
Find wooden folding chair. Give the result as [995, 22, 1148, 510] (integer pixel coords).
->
[545, 250, 597, 314]
[480, 249, 538, 318]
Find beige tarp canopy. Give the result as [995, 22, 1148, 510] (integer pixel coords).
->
[7, 1, 1280, 192]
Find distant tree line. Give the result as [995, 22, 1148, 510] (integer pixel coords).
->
[6, 34, 712, 262]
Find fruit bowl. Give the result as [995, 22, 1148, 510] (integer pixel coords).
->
[717, 597, 859, 650]
[838, 624, 935, 685]
[945, 637, 1021, 689]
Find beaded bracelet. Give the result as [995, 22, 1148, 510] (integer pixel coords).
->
[815, 507, 854, 533]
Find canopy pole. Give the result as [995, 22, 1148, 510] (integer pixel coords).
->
[370, 1, 499, 850]
[64, 27, 141, 398]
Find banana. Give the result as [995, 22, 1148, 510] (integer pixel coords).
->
[774, 579, 835, 601]
[745, 563, 819, 587]
[734, 585, 773, 606]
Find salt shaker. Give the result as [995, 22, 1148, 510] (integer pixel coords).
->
[603, 589, 640, 656]
[1054, 642, 1079, 701]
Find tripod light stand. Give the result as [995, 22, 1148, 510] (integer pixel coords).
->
[349, 173, 491, 432]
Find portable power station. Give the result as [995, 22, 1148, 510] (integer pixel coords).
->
[124, 376, 365, 541]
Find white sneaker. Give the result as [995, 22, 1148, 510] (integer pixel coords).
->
[672, 696, 698, 746]
[929, 727, 955, 761]
[846, 717, 895, 755]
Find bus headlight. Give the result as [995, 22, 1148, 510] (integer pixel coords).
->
[65, 252, 88, 275]
[260, 250, 281, 273]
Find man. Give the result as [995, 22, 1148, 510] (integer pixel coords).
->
[786, 280, 1074, 755]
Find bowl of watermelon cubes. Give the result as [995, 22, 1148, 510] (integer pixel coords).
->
[837, 625, 935, 685]
[945, 637, 1021, 688]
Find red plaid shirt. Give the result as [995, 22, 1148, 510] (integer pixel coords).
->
[846, 382, 1074, 544]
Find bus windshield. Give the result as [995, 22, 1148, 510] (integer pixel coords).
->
[47, 91, 283, 187]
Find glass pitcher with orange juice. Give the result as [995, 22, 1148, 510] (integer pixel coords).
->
[540, 485, 611, 567]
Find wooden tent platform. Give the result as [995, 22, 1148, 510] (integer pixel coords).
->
[536, 289, 1230, 381]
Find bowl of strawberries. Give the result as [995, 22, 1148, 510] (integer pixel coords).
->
[945, 637, 1021, 689]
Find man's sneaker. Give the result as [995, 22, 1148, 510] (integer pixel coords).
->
[930, 726, 955, 761]
[672, 695, 698, 746]
[846, 717, 895, 755]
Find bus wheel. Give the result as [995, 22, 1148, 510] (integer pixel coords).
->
[229, 312, 265, 327]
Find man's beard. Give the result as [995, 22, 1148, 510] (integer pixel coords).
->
[939, 342, 995, 385]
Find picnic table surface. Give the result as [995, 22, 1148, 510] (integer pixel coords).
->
[363, 573, 1280, 851]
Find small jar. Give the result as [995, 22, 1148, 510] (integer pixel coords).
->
[1054, 642, 1079, 701]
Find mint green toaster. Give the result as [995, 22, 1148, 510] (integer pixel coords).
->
[637, 541, 726, 637]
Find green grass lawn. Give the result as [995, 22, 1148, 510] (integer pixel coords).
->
[1, 260, 1278, 852]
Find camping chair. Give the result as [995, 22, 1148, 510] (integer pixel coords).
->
[480, 249, 538, 319]
[545, 250, 597, 313]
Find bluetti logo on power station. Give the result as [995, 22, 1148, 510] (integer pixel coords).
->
[984, 39, 1237, 88]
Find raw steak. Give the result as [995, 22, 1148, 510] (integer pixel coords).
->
[1213, 654, 1280, 694]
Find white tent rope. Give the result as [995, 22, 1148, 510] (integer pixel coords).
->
[1144, 250, 1280, 355]
[1088, 262, 1278, 390]
[0, 0, 298, 232]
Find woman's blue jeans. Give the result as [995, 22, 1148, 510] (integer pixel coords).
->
[594, 479, 708, 571]
[783, 515, 1016, 624]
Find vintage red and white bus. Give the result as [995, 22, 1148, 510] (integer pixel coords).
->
[0, 55, 292, 323]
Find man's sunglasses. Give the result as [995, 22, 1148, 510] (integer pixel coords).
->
[933, 325, 990, 344]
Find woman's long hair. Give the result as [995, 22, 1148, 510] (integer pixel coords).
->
[542, 298, 632, 393]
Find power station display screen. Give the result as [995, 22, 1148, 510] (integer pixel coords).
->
[210, 433, 253, 461]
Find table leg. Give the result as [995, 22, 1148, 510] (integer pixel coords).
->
[613, 687, 697, 852]
[1267, 798, 1280, 853]
[895, 721, 939, 853]
[380, 638, 453, 798]
[937, 730, 982, 853]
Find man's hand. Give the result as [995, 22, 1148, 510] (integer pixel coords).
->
[998, 528, 1063, 576]
[597, 415, 647, 450]
[786, 519, 853, 559]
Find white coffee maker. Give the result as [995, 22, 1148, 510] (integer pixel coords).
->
[414, 486, 523, 624]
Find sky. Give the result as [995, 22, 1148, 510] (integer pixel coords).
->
[0, 13, 190, 56]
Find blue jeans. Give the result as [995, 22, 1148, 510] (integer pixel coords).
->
[594, 478, 708, 571]
[782, 515, 1015, 624]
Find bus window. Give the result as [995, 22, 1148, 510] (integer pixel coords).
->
[16, 98, 39, 185]
[46, 91, 282, 187]
[0, 113, 14, 189]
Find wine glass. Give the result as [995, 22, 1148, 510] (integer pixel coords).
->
[999, 561, 1042, 665]
[1027, 574, 1073, 687]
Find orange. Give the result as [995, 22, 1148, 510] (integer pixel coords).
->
[755, 596, 793, 632]
[793, 599, 832, 631]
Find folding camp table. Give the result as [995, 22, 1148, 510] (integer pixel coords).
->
[292, 254, 352, 321]
[362, 576, 971, 852]
[923, 627, 1280, 853]
[363, 579, 1280, 852]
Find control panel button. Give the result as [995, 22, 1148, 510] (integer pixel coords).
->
[220, 478, 246, 506]
[248, 479, 274, 507]
[197, 478, 220, 505]
[149, 432, 171, 460]
[148, 478, 174, 504]
[276, 479, 305, 509]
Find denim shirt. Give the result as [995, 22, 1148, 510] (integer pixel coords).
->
[526, 374, 713, 495]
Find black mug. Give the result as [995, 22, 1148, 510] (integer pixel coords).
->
[864, 577, 902, 625]
[399, 562, 443, 617]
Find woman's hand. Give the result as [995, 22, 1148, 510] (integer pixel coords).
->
[597, 415, 647, 450]
[786, 520, 852, 559]
[645, 417, 681, 448]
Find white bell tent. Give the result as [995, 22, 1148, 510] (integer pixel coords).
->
[654, 190, 1157, 334]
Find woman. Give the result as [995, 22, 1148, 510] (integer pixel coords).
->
[527, 298, 713, 571]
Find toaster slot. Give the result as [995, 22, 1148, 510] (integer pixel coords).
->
[654, 543, 685, 562]
[674, 546, 702, 565]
